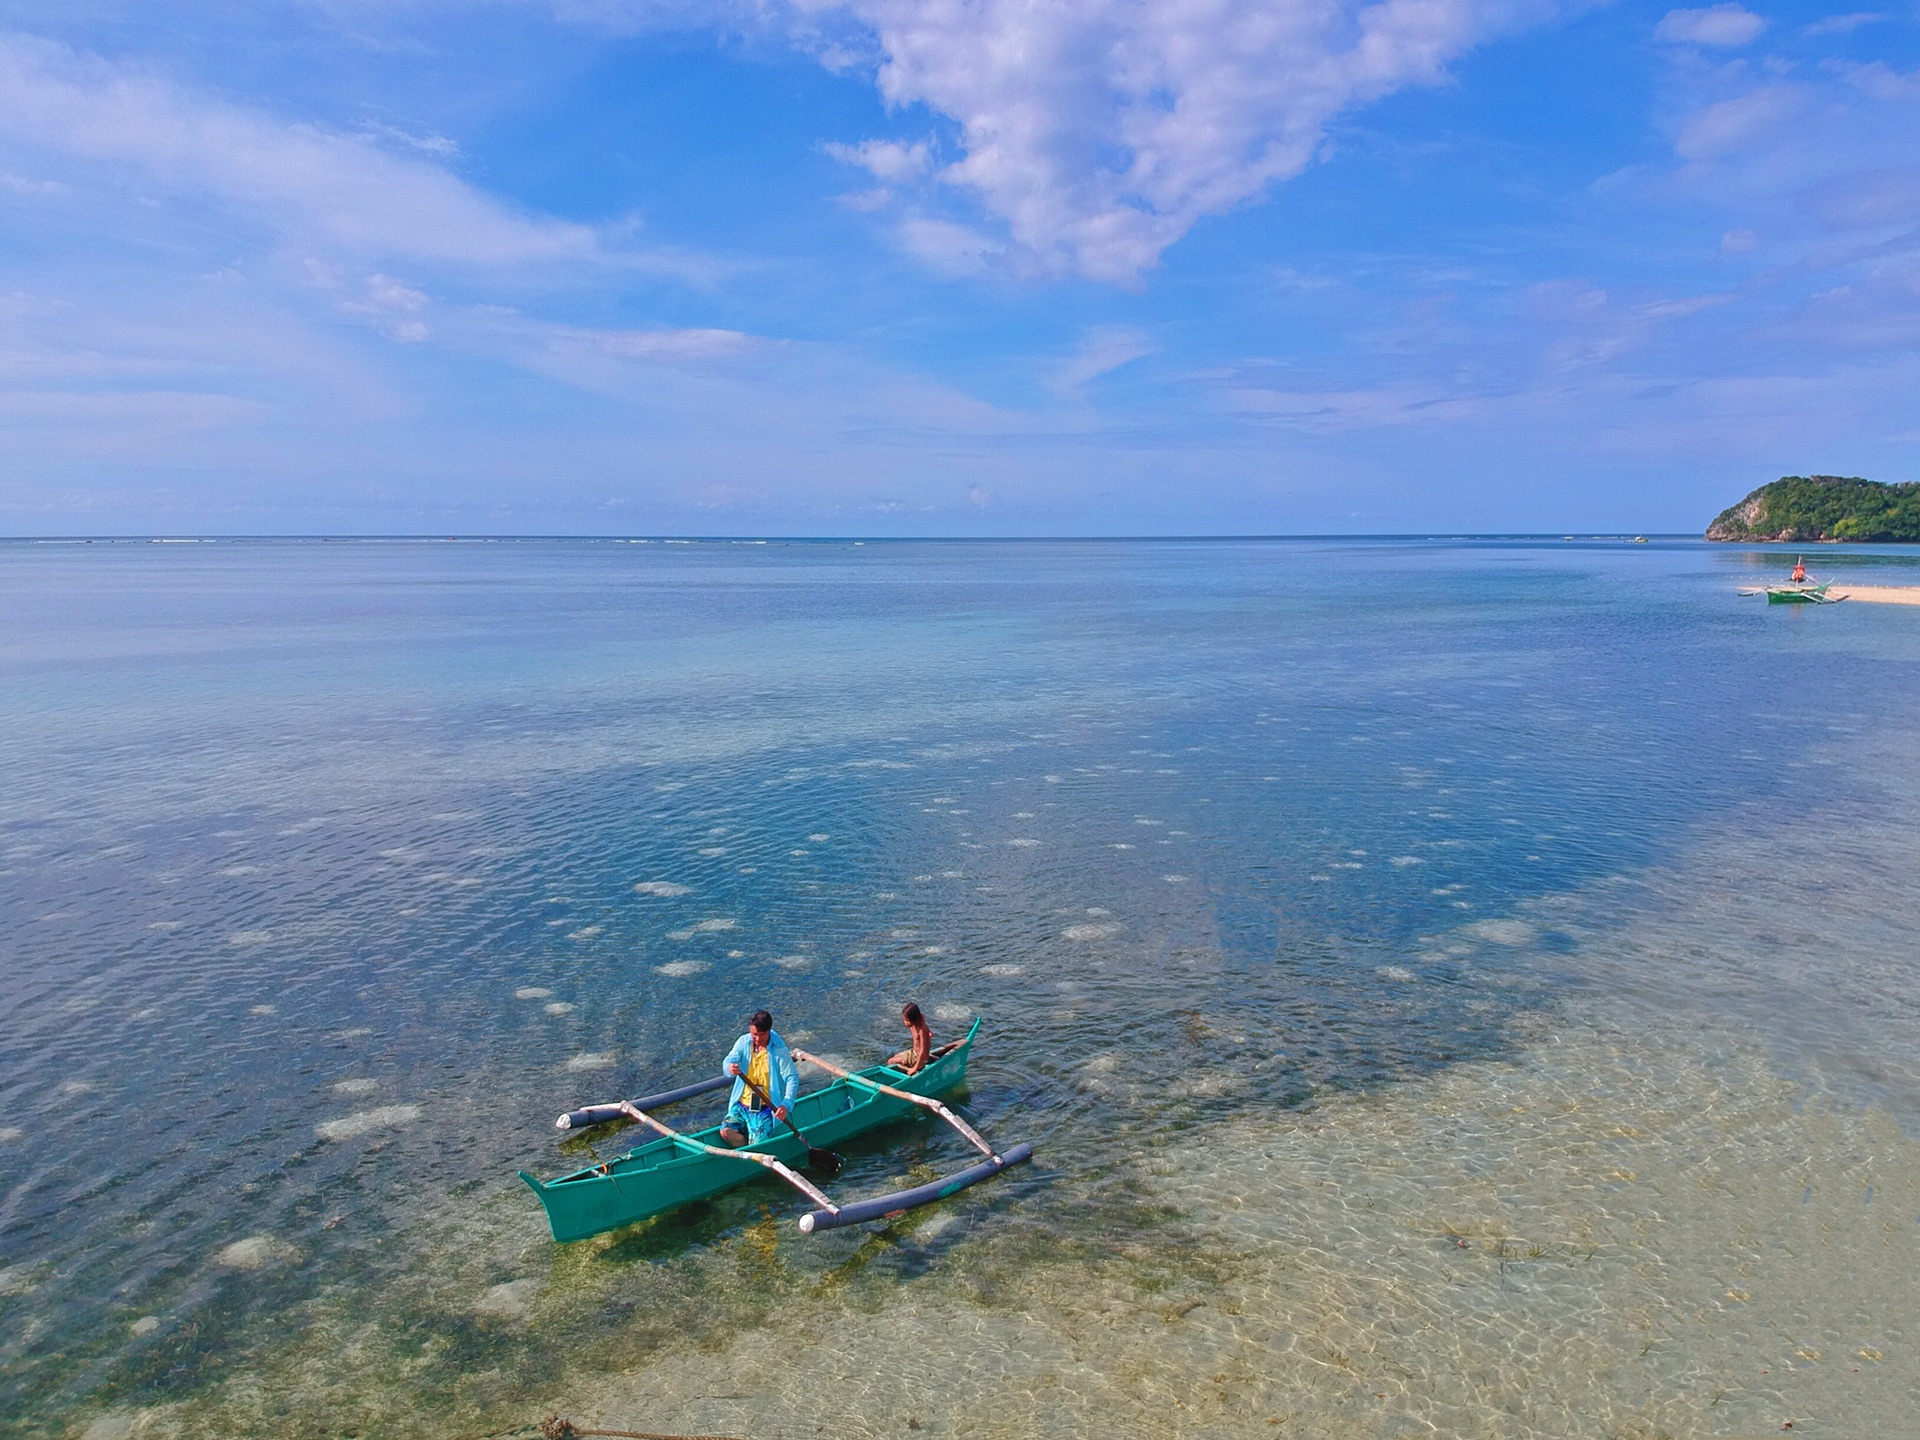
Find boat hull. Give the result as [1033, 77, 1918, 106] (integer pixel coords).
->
[521, 1020, 981, 1241]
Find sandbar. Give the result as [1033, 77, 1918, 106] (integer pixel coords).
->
[1830, 585, 1920, 605]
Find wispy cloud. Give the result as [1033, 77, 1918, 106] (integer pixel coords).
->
[0, 166, 63, 193]
[1051, 327, 1154, 393]
[1219, 380, 1487, 430]
[895, 216, 1006, 277]
[1801, 11, 1886, 38]
[0, 32, 597, 269]
[458, 311, 772, 392]
[823, 137, 931, 184]
[0, 387, 266, 432]
[1673, 85, 1806, 161]
[1654, 5, 1766, 48]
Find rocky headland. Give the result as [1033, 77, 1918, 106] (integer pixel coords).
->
[1707, 475, 1920, 542]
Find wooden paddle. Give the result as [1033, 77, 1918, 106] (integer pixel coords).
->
[733, 1068, 843, 1178]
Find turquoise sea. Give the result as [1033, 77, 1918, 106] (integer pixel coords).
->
[5, 537, 1920, 1439]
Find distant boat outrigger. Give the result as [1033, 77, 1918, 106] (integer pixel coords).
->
[1740, 556, 1845, 604]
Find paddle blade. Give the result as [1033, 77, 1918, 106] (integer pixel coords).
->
[808, 1147, 844, 1178]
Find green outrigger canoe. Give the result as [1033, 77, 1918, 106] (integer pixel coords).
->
[1739, 560, 1845, 604]
[1748, 580, 1839, 604]
[521, 1019, 1031, 1241]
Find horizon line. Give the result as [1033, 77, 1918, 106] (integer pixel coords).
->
[1, 531, 1720, 544]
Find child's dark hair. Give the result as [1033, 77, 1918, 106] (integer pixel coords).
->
[750, 1010, 773, 1034]
[902, 1002, 924, 1026]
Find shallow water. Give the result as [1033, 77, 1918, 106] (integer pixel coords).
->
[4, 537, 1920, 1439]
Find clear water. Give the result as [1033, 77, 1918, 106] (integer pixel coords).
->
[4, 537, 1920, 1439]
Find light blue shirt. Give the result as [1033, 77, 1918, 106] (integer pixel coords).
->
[722, 1031, 799, 1111]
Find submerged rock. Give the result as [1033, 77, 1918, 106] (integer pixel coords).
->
[214, 1235, 299, 1270]
[315, 1104, 421, 1141]
[475, 1277, 543, 1319]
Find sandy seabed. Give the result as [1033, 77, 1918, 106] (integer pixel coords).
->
[560, 1012, 1920, 1440]
[83, 1004, 1920, 1440]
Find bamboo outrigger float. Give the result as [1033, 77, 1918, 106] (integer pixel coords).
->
[521, 1019, 1032, 1241]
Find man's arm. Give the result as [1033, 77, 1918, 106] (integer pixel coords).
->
[774, 1041, 800, 1109]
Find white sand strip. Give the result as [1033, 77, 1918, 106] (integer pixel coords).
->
[1830, 585, 1920, 605]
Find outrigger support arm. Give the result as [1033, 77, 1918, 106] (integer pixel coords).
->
[617, 1102, 840, 1215]
[791, 1049, 999, 1161]
[557, 1074, 732, 1131]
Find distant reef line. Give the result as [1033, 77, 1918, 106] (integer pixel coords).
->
[1707, 475, 1920, 543]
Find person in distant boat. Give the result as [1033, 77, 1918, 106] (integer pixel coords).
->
[1792, 557, 1807, 582]
[888, 1002, 934, 1075]
[719, 1009, 798, 1148]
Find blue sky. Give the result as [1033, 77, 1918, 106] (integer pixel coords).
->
[0, 0, 1915, 535]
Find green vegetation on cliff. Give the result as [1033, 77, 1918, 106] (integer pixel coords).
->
[1706, 475, 1920, 542]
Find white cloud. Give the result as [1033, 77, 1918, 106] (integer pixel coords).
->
[1807, 166, 1920, 228]
[0, 387, 266, 431]
[1052, 326, 1154, 392]
[807, 0, 1571, 283]
[838, 185, 894, 211]
[824, 137, 931, 183]
[1801, 11, 1884, 37]
[1632, 35, 1920, 375]
[1838, 60, 1920, 104]
[1219, 380, 1485, 429]
[1778, 250, 1920, 350]
[0, 167, 62, 193]
[356, 120, 462, 158]
[0, 33, 597, 268]
[591, 327, 761, 361]
[432, 307, 779, 399]
[364, 274, 428, 314]
[353, 273, 432, 342]
[1654, 4, 1767, 47]
[1673, 85, 1803, 160]
[896, 215, 1006, 276]
[299, 261, 435, 341]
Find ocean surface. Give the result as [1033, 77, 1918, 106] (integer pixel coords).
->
[4, 536, 1920, 1440]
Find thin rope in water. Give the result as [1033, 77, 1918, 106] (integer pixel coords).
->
[541, 1418, 744, 1440]
[452, 1417, 742, 1440]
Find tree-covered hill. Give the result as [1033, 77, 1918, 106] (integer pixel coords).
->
[1706, 475, 1920, 542]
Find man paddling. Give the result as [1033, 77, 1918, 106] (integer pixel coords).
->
[719, 1009, 799, 1148]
